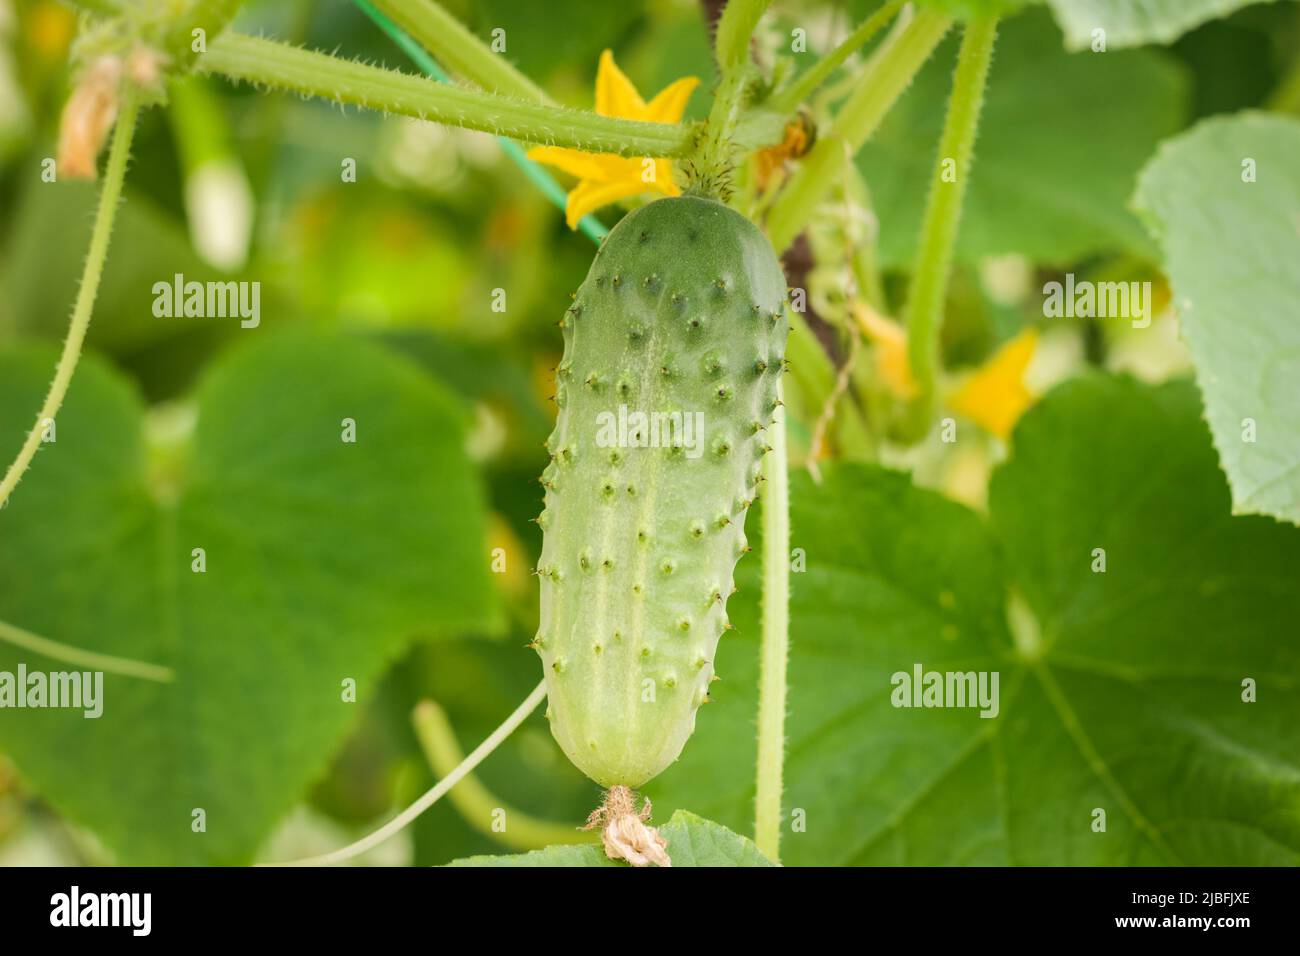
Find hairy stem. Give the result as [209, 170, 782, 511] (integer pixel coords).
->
[904, 13, 997, 399]
[714, 0, 772, 70]
[0, 93, 139, 511]
[412, 698, 591, 851]
[695, 66, 751, 192]
[755, 380, 790, 862]
[766, 8, 952, 253]
[770, 0, 904, 115]
[163, 0, 245, 69]
[368, 0, 547, 101]
[0, 618, 173, 682]
[264, 680, 548, 866]
[694, 0, 771, 191]
[199, 34, 694, 157]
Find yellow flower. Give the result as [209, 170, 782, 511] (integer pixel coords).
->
[29, 2, 75, 60]
[948, 328, 1040, 439]
[527, 50, 698, 229]
[853, 303, 918, 400]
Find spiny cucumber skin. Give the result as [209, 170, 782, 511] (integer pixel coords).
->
[534, 196, 789, 788]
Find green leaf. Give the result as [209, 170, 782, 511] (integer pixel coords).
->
[1133, 113, 1300, 525]
[645, 464, 1012, 864]
[446, 811, 774, 866]
[1041, 0, 1295, 50]
[0, 335, 501, 863]
[989, 375, 1300, 864]
[858, 9, 1187, 268]
[647, 376, 1300, 864]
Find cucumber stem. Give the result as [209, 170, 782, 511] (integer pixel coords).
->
[693, 0, 771, 195]
[0, 92, 139, 512]
[713, 0, 773, 71]
[754, 380, 790, 862]
[199, 33, 694, 158]
[264, 680, 549, 866]
[693, 67, 751, 197]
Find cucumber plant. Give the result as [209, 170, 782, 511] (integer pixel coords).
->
[0, 0, 1023, 867]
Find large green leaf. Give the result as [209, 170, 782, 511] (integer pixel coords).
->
[0, 335, 501, 863]
[446, 811, 773, 866]
[858, 9, 1187, 268]
[1133, 113, 1300, 524]
[647, 375, 1300, 865]
[989, 376, 1300, 864]
[1042, 0, 1295, 50]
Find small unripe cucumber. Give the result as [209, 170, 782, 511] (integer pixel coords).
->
[534, 196, 789, 787]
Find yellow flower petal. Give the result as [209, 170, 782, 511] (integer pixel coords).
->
[636, 157, 681, 196]
[653, 163, 682, 196]
[566, 177, 654, 228]
[535, 50, 698, 230]
[853, 304, 917, 400]
[596, 49, 646, 118]
[645, 76, 701, 124]
[948, 328, 1040, 439]
[526, 145, 612, 181]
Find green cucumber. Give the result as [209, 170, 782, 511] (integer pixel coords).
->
[534, 195, 789, 788]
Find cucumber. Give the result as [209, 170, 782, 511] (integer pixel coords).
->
[534, 195, 789, 789]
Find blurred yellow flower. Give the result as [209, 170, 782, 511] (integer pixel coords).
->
[754, 118, 810, 191]
[853, 303, 918, 400]
[527, 50, 698, 229]
[29, 2, 75, 60]
[948, 328, 1040, 439]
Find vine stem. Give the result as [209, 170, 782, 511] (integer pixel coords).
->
[0, 618, 173, 682]
[765, 8, 952, 253]
[754, 381, 790, 862]
[0, 92, 139, 512]
[367, 0, 547, 102]
[694, 0, 770, 190]
[199, 33, 693, 158]
[904, 13, 998, 399]
[770, 0, 904, 116]
[695, 67, 750, 190]
[411, 698, 591, 851]
[264, 680, 548, 866]
[714, 0, 772, 70]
